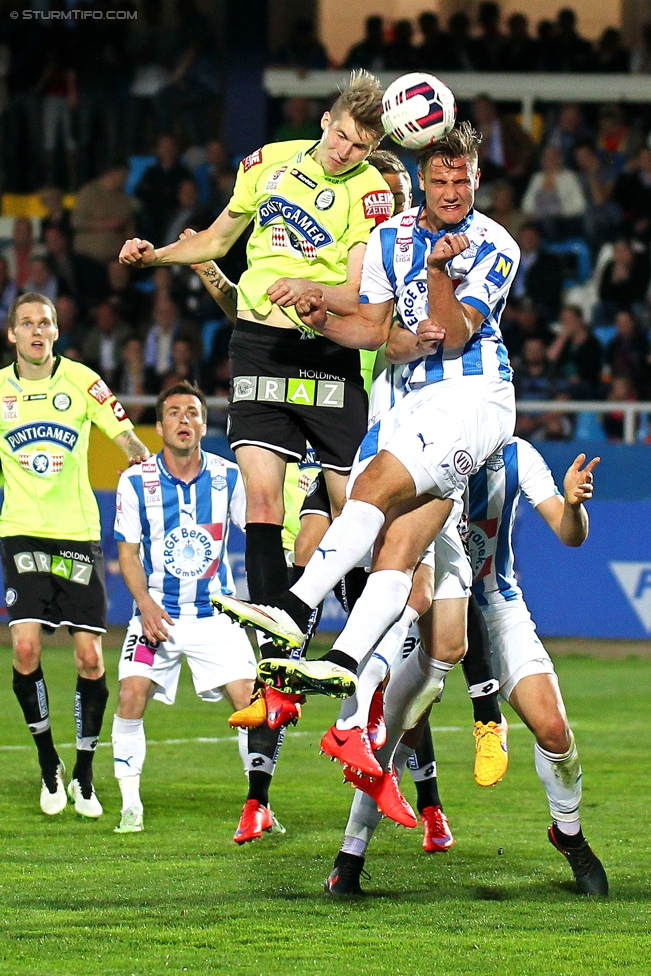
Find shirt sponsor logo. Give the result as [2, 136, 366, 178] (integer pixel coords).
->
[13, 550, 92, 584]
[291, 168, 317, 189]
[19, 451, 64, 475]
[53, 393, 71, 412]
[453, 450, 474, 475]
[363, 190, 392, 222]
[140, 458, 161, 507]
[88, 379, 112, 404]
[242, 148, 262, 171]
[112, 399, 127, 421]
[486, 252, 514, 287]
[398, 279, 428, 331]
[258, 196, 333, 247]
[5, 423, 78, 453]
[315, 188, 335, 210]
[22, 394, 47, 401]
[233, 376, 257, 401]
[163, 522, 223, 579]
[467, 518, 498, 581]
[3, 396, 18, 421]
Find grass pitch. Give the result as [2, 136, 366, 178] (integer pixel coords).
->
[0, 639, 649, 976]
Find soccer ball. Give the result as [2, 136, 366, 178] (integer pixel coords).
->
[381, 73, 457, 151]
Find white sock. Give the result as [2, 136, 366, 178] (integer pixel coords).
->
[337, 605, 419, 729]
[375, 650, 454, 768]
[341, 789, 384, 856]
[112, 715, 146, 779]
[534, 730, 582, 826]
[237, 727, 248, 772]
[291, 500, 385, 609]
[118, 775, 142, 814]
[332, 570, 414, 666]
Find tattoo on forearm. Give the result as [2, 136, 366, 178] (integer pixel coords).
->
[201, 267, 234, 297]
[119, 429, 148, 458]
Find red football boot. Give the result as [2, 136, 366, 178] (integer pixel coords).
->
[421, 805, 454, 852]
[265, 687, 306, 730]
[367, 688, 387, 750]
[233, 799, 274, 844]
[343, 765, 418, 828]
[320, 725, 383, 777]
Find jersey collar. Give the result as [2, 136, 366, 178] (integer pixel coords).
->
[156, 449, 207, 486]
[414, 205, 474, 245]
[13, 354, 61, 383]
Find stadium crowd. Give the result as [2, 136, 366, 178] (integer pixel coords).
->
[0, 1, 649, 441]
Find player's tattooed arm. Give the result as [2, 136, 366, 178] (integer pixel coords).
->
[114, 429, 151, 464]
[181, 227, 237, 323]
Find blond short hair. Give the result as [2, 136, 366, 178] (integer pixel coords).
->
[330, 70, 385, 143]
[417, 121, 482, 174]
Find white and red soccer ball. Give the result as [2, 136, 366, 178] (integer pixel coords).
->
[381, 72, 457, 151]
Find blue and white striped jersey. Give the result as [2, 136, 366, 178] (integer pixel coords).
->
[114, 450, 245, 619]
[360, 205, 519, 393]
[467, 437, 561, 607]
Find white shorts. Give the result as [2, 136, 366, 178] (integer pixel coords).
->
[356, 376, 515, 501]
[420, 499, 471, 601]
[118, 612, 257, 705]
[480, 599, 556, 702]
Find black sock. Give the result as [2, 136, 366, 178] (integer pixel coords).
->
[335, 850, 364, 868]
[289, 565, 323, 656]
[462, 596, 502, 725]
[553, 822, 585, 848]
[246, 723, 283, 806]
[333, 567, 368, 614]
[409, 723, 443, 813]
[12, 666, 59, 778]
[320, 648, 358, 673]
[72, 673, 109, 787]
[245, 523, 287, 604]
[276, 590, 314, 633]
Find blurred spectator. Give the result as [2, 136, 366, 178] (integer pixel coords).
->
[511, 222, 564, 325]
[535, 408, 574, 441]
[548, 9, 593, 73]
[593, 238, 650, 325]
[164, 179, 213, 245]
[112, 335, 159, 424]
[72, 160, 137, 264]
[445, 12, 477, 71]
[0, 256, 18, 329]
[344, 16, 387, 71]
[22, 255, 60, 304]
[487, 179, 524, 240]
[417, 13, 449, 71]
[105, 260, 148, 327]
[471, 2, 506, 72]
[53, 294, 84, 358]
[501, 297, 554, 367]
[274, 19, 329, 71]
[544, 104, 594, 170]
[273, 97, 321, 143]
[574, 142, 619, 253]
[40, 20, 77, 191]
[159, 0, 219, 146]
[502, 13, 539, 72]
[596, 106, 637, 180]
[135, 134, 193, 244]
[602, 375, 639, 440]
[472, 95, 536, 198]
[611, 143, 651, 240]
[603, 308, 651, 395]
[521, 145, 587, 239]
[547, 304, 603, 399]
[43, 225, 107, 310]
[143, 293, 197, 377]
[593, 28, 630, 73]
[515, 335, 568, 441]
[384, 20, 419, 72]
[535, 20, 557, 72]
[4, 15, 47, 191]
[630, 23, 651, 74]
[40, 186, 73, 242]
[126, 0, 173, 153]
[160, 336, 202, 389]
[201, 140, 231, 215]
[82, 299, 132, 384]
[2, 218, 45, 289]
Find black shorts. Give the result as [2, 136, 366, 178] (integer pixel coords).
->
[228, 320, 368, 471]
[1, 536, 107, 632]
[300, 471, 331, 519]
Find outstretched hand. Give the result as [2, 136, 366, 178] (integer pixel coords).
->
[295, 288, 328, 331]
[563, 453, 600, 505]
[119, 238, 157, 267]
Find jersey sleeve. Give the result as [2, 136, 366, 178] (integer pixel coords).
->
[517, 440, 561, 509]
[78, 368, 133, 439]
[359, 224, 397, 305]
[343, 173, 393, 250]
[228, 465, 247, 532]
[227, 147, 264, 216]
[454, 237, 521, 321]
[114, 471, 143, 543]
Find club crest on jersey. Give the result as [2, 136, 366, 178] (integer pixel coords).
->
[242, 148, 262, 171]
[315, 188, 335, 210]
[5, 423, 78, 453]
[486, 252, 514, 287]
[163, 522, 223, 579]
[3, 396, 18, 421]
[53, 393, 71, 412]
[258, 196, 333, 247]
[485, 451, 505, 471]
[211, 474, 227, 491]
[467, 518, 498, 581]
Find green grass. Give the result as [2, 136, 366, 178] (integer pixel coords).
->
[0, 640, 649, 976]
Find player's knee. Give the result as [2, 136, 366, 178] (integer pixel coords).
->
[74, 644, 103, 676]
[408, 579, 434, 618]
[12, 637, 41, 673]
[534, 714, 571, 755]
[117, 682, 148, 718]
